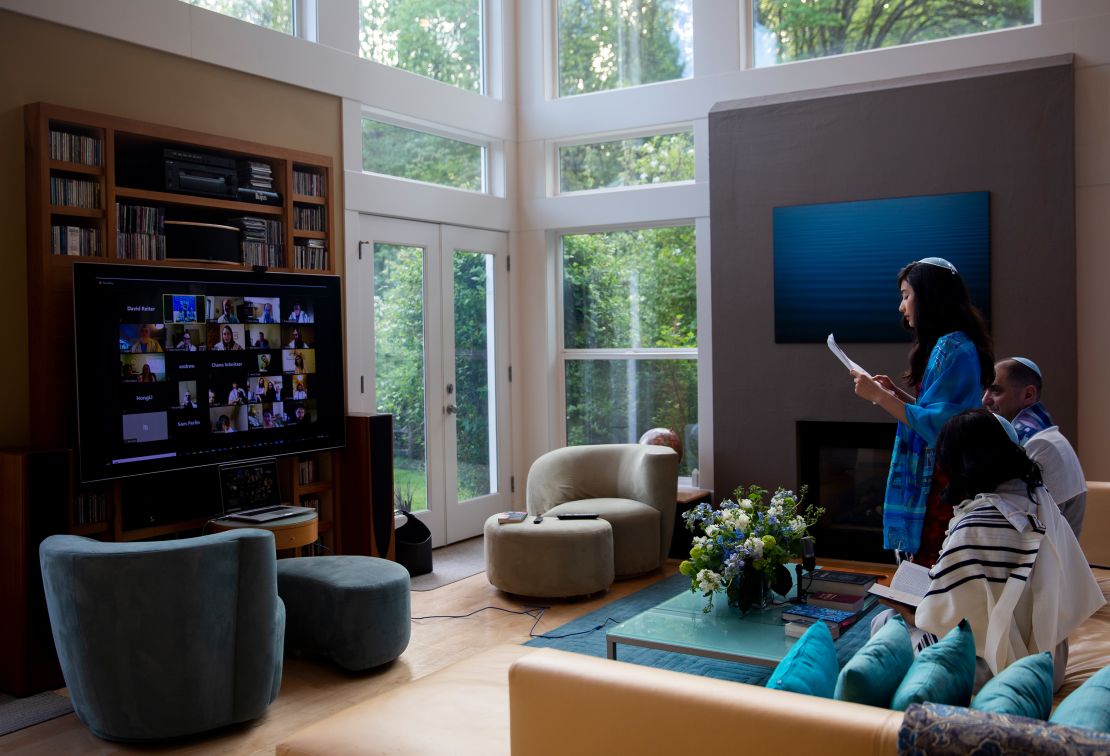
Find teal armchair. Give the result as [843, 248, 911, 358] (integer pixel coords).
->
[39, 529, 285, 741]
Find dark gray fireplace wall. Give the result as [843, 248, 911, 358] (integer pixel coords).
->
[709, 57, 1075, 497]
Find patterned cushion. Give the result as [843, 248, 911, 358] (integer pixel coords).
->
[765, 620, 838, 698]
[890, 619, 976, 711]
[971, 652, 1055, 719]
[835, 614, 914, 708]
[898, 702, 1110, 755]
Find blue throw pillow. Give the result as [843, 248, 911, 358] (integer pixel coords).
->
[766, 621, 838, 698]
[1050, 664, 1110, 733]
[890, 619, 976, 711]
[971, 652, 1054, 719]
[834, 614, 914, 708]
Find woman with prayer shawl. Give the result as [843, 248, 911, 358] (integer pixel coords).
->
[915, 409, 1104, 689]
[852, 258, 993, 565]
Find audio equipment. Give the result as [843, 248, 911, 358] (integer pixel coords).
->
[339, 414, 395, 559]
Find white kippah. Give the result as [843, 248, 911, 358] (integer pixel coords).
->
[916, 257, 958, 274]
[993, 413, 1020, 444]
[1010, 356, 1042, 378]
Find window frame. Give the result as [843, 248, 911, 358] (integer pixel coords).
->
[555, 220, 699, 456]
[360, 107, 496, 195]
[552, 122, 697, 196]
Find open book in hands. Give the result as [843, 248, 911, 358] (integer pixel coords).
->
[867, 560, 931, 608]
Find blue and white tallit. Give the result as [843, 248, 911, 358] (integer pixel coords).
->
[883, 331, 983, 553]
[915, 481, 1105, 675]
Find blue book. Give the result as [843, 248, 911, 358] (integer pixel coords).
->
[781, 603, 856, 625]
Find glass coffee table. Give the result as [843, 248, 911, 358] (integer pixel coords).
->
[606, 578, 802, 666]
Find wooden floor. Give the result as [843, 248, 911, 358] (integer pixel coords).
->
[0, 557, 890, 755]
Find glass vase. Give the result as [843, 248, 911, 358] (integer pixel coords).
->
[725, 569, 774, 614]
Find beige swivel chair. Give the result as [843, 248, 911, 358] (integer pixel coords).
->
[1081, 481, 1109, 568]
[526, 444, 679, 577]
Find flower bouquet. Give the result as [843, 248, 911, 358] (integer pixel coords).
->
[679, 484, 823, 613]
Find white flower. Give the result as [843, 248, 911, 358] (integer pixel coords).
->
[744, 537, 764, 559]
[696, 569, 723, 594]
[692, 536, 710, 549]
[739, 498, 754, 511]
[735, 512, 751, 530]
[789, 516, 806, 532]
[705, 524, 720, 538]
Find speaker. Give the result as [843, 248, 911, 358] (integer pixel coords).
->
[339, 414, 395, 559]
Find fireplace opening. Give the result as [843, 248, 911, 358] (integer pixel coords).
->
[797, 420, 897, 565]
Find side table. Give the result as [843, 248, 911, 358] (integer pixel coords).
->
[208, 510, 318, 556]
[669, 486, 712, 559]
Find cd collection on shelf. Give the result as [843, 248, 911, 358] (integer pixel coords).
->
[293, 168, 325, 197]
[49, 128, 102, 166]
[73, 490, 110, 525]
[298, 457, 319, 485]
[50, 176, 100, 208]
[235, 216, 284, 268]
[116, 203, 166, 260]
[51, 225, 101, 256]
[293, 205, 326, 232]
[294, 239, 328, 270]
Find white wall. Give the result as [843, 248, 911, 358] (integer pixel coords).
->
[4, 0, 1110, 491]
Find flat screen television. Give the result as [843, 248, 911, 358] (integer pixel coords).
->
[73, 262, 345, 482]
[773, 191, 990, 343]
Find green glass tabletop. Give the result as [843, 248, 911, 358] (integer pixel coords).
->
[606, 576, 802, 666]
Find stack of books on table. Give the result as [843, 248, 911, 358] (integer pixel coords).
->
[783, 570, 880, 639]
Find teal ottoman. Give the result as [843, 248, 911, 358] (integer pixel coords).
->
[276, 556, 411, 671]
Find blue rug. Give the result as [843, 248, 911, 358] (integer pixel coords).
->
[525, 573, 881, 685]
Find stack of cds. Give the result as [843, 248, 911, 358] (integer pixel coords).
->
[237, 160, 280, 204]
[234, 215, 284, 268]
[294, 239, 328, 270]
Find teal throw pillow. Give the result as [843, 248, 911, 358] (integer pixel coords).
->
[834, 614, 914, 708]
[890, 619, 977, 711]
[971, 652, 1054, 719]
[766, 621, 838, 698]
[1050, 664, 1110, 733]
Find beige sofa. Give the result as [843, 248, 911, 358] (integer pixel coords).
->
[277, 572, 1109, 756]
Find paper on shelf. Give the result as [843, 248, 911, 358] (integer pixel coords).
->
[827, 333, 870, 377]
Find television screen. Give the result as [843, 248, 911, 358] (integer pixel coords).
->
[773, 191, 990, 343]
[73, 263, 345, 482]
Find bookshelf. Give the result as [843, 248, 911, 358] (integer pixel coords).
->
[22, 100, 341, 534]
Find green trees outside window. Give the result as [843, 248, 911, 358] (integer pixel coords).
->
[562, 225, 698, 475]
[558, 0, 692, 97]
[559, 130, 695, 193]
[359, 0, 483, 92]
[362, 118, 485, 191]
[181, 0, 293, 34]
[753, 0, 1034, 67]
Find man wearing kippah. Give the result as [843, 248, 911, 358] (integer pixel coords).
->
[982, 357, 1086, 538]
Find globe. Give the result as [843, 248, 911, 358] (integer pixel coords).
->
[638, 427, 683, 465]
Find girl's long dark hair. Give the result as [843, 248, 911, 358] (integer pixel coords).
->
[898, 261, 994, 389]
[936, 408, 1043, 506]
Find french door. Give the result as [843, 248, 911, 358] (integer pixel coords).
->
[351, 215, 511, 546]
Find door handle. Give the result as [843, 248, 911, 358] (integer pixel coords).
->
[445, 404, 457, 415]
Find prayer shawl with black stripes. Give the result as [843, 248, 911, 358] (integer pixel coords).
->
[915, 480, 1105, 676]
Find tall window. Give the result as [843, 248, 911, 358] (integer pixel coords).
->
[561, 225, 698, 476]
[558, 0, 693, 97]
[559, 128, 694, 193]
[753, 0, 1035, 67]
[362, 117, 486, 192]
[359, 0, 484, 93]
[180, 0, 293, 34]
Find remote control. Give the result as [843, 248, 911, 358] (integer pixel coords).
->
[533, 515, 543, 524]
[556, 513, 600, 520]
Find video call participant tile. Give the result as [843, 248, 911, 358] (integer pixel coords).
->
[121, 353, 166, 383]
[164, 350, 205, 381]
[120, 323, 166, 354]
[166, 323, 204, 351]
[248, 374, 283, 403]
[167, 407, 207, 438]
[209, 323, 246, 351]
[282, 348, 315, 374]
[120, 383, 173, 414]
[284, 299, 313, 323]
[287, 374, 310, 401]
[244, 297, 280, 324]
[116, 292, 162, 324]
[283, 325, 314, 348]
[255, 351, 281, 374]
[163, 294, 205, 323]
[122, 411, 169, 444]
[208, 296, 246, 324]
[258, 402, 285, 429]
[210, 405, 249, 434]
[287, 400, 316, 426]
[174, 380, 198, 409]
[246, 324, 280, 350]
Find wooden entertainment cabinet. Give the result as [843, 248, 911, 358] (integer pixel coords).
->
[0, 103, 342, 695]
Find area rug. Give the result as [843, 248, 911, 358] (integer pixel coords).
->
[0, 691, 74, 737]
[411, 535, 486, 591]
[525, 572, 882, 685]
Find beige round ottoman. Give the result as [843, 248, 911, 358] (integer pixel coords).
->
[483, 514, 614, 598]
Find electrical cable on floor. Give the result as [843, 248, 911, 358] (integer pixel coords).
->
[411, 605, 622, 639]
